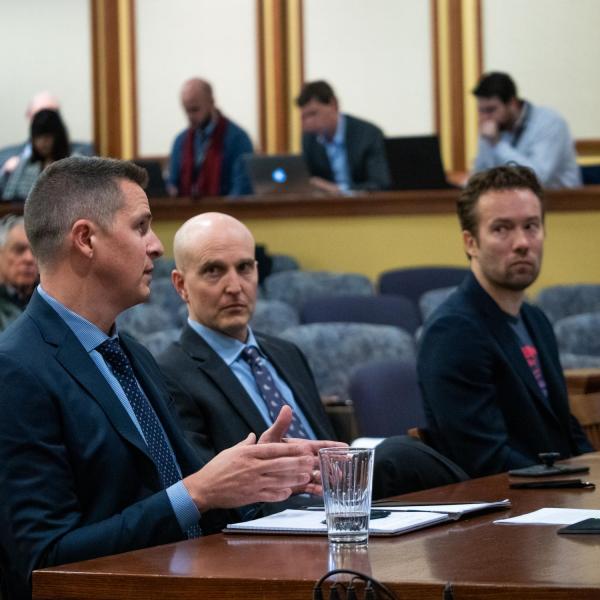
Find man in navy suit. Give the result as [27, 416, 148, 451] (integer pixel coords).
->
[0, 157, 321, 600]
[296, 80, 390, 193]
[418, 165, 592, 478]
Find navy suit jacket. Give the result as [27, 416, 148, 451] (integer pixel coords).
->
[0, 293, 229, 600]
[301, 114, 391, 191]
[417, 273, 592, 478]
[157, 325, 336, 462]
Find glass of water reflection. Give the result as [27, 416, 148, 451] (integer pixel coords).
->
[319, 447, 375, 544]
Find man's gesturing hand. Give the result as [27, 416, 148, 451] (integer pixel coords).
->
[183, 433, 315, 511]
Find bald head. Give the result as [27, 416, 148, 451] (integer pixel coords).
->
[174, 212, 254, 271]
[180, 78, 215, 129]
[27, 91, 60, 121]
[172, 213, 258, 341]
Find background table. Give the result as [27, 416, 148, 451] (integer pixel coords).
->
[33, 453, 600, 600]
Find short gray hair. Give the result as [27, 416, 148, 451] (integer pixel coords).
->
[24, 156, 148, 266]
[0, 215, 25, 249]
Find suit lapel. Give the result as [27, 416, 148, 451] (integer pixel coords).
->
[467, 276, 560, 422]
[121, 335, 201, 473]
[28, 294, 155, 463]
[180, 326, 269, 435]
[343, 116, 359, 178]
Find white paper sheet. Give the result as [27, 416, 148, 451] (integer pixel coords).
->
[495, 507, 600, 525]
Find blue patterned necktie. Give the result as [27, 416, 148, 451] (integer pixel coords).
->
[241, 346, 309, 439]
[96, 337, 201, 538]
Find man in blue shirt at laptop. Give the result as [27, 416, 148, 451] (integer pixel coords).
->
[296, 80, 390, 193]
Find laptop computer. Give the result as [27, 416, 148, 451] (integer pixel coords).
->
[244, 154, 315, 195]
[384, 135, 455, 190]
[132, 159, 168, 197]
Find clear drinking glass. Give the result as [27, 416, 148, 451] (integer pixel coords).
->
[319, 447, 375, 544]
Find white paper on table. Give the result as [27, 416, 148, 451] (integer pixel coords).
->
[495, 507, 600, 525]
[350, 437, 385, 448]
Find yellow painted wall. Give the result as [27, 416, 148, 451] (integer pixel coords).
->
[154, 211, 600, 296]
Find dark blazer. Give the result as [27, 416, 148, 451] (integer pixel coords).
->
[301, 114, 391, 191]
[157, 325, 336, 462]
[0, 293, 228, 600]
[417, 273, 592, 478]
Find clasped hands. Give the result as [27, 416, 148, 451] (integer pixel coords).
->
[184, 405, 346, 512]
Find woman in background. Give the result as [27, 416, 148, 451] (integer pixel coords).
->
[1, 109, 70, 200]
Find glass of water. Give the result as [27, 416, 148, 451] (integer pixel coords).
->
[319, 447, 375, 544]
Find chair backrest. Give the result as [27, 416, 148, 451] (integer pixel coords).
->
[264, 270, 374, 311]
[419, 286, 457, 323]
[117, 303, 184, 338]
[348, 358, 426, 437]
[270, 253, 300, 273]
[300, 294, 420, 335]
[535, 284, 600, 322]
[280, 323, 415, 402]
[250, 299, 300, 336]
[554, 312, 600, 357]
[378, 266, 469, 306]
[152, 257, 176, 279]
[141, 327, 182, 358]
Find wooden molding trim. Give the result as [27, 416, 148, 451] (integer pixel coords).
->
[90, 0, 137, 159]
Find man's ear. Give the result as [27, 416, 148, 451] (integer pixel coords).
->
[171, 269, 188, 302]
[70, 219, 95, 259]
[463, 229, 478, 260]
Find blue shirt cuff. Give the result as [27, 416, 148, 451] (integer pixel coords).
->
[166, 480, 201, 534]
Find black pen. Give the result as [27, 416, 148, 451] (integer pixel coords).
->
[510, 479, 595, 490]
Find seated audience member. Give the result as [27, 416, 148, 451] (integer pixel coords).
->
[0, 91, 94, 178]
[471, 72, 581, 188]
[167, 78, 253, 198]
[1, 110, 71, 200]
[157, 212, 468, 502]
[418, 165, 592, 478]
[0, 215, 37, 330]
[0, 157, 322, 600]
[296, 80, 391, 193]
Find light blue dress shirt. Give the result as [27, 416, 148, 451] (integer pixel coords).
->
[187, 319, 317, 439]
[317, 114, 352, 191]
[37, 286, 200, 534]
[473, 101, 581, 188]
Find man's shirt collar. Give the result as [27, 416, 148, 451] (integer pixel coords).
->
[187, 318, 260, 366]
[37, 284, 114, 351]
[318, 113, 346, 146]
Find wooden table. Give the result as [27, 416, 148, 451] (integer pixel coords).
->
[33, 453, 600, 600]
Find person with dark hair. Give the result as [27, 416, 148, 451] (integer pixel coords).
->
[1, 109, 71, 200]
[417, 165, 592, 478]
[167, 78, 253, 197]
[471, 72, 580, 188]
[296, 80, 390, 193]
[0, 156, 323, 600]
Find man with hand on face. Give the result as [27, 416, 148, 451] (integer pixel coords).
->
[418, 165, 592, 478]
[0, 157, 320, 600]
[472, 72, 580, 188]
[158, 212, 468, 504]
[167, 78, 253, 198]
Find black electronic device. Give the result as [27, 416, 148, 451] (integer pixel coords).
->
[508, 452, 590, 477]
[558, 518, 600, 534]
[384, 135, 456, 190]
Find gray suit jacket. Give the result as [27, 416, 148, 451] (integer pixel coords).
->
[301, 114, 391, 191]
[157, 325, 336, 462]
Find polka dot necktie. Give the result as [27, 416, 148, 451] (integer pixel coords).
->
[96, 337, 201, 538]
[241, 346, 309, 439]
